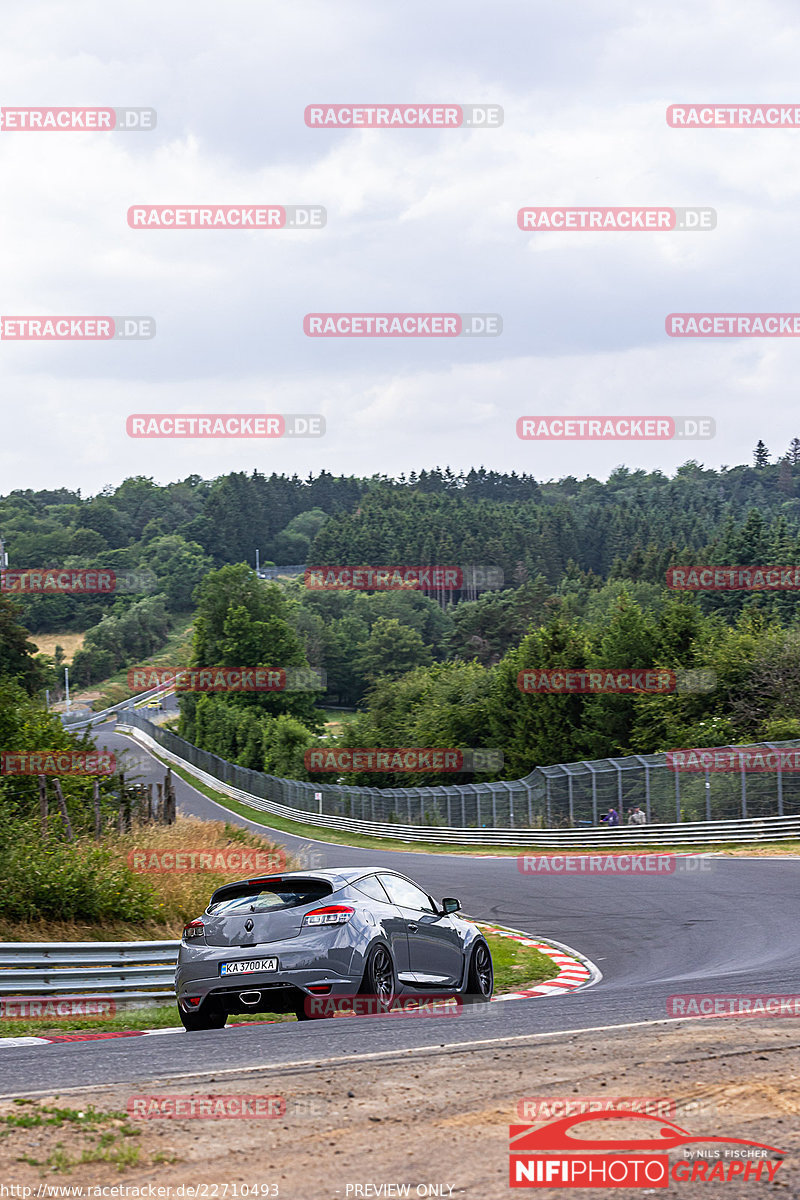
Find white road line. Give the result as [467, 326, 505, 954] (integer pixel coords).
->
[0, 1016, 715, 1100]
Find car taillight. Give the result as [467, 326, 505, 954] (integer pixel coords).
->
[303, 905, 354, 927]
[183, 920, 205, 940]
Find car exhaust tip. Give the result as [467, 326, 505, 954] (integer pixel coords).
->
[239, 991, 262, 1005]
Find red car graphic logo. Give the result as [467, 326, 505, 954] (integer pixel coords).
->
[510, 1109, 785, 1155]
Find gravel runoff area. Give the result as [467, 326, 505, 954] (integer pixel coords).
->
[1, 1018, 798, 1198]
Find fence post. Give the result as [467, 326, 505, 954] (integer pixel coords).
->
[93, 779, 102, 840]
[740, 759, 747, 819]
[545, 777, 551, 827]
[508, 782, 515, 829]
[38, 775, 48, 838]
[164, 771, 176, 824]
[705, 769, 711, 821]
[777, 765, 784, 817]
[644, 764, 651, 822]
[52, 778, 75, 842]
[567, 774, 574, 827]
[675, 768, 681, 823]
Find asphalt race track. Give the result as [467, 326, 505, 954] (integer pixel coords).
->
[2, 719, 798, 1095]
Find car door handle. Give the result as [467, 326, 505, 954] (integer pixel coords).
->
[408, 924, 418, 932]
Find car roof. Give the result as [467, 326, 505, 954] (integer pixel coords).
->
[251, 864, 410, 892]
[278, 866, 408, 883]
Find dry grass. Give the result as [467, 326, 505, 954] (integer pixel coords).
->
[30, 631, 85, 663]
[0, 815, 295, 942]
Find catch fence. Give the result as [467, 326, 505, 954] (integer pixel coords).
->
[118, 712, 800, 830]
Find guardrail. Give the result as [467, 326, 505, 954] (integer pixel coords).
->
[59, 681, 174, 730]
[0, 941, 180, 1001]
[119, 722, 800, 845]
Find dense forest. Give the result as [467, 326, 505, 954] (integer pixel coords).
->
[4, 446, 800, 781]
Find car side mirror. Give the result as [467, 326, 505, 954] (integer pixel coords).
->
[441, 897, 460, 915]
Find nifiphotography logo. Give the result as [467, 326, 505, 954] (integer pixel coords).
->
[509, 1110, 785, 1188]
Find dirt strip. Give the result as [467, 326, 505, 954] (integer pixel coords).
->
[1, 1019, 799, 1197]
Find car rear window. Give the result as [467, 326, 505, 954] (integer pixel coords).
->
[207, 879, 332, 915]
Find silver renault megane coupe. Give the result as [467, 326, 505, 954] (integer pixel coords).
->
[176, 866, 494, 1029]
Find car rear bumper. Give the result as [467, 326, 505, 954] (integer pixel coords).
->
[175, 937, 363, 1013]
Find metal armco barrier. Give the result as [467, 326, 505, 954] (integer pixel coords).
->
[60, 681, 173, 730]
[118, 719, 800, 845]
[0, 941, 180, 1000]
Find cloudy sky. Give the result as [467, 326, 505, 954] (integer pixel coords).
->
[1, 0, 799, 494]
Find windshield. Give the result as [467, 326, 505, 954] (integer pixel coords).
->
[206, 879, 332, 915]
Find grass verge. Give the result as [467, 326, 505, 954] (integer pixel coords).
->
[0, 931, 556, 1040]
[0, 1099, 167, 1173]
[0, 815, 294, 943]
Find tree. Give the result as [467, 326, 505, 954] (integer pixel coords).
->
[355, 618, 432, 684]
[263, 714, 316, 778]
[181, 564, 322, 734]
[753, 441, 770, 469]
[778, 458, 795, 497]
[788, 437, 800, 466]
[144, 535, 213, 611]
[0, 596, 45, 694]
[488, 616, 591, 774]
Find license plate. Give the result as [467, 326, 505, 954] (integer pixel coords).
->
[220, 958, 278, 976]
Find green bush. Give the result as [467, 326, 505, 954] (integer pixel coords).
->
[0, 826, 159, 923]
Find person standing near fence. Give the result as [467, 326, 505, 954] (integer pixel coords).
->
[600, 806, 619, 827]
[628, 804, 646, 826]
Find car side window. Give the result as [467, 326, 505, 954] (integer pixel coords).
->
[353, 875, 393, 903]
[379, 875, 436, 913]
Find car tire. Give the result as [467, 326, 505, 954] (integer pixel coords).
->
[359, 943, 397, 1010]
[464, 940, 494, 1003]
[178, 1002, 227, 1031]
